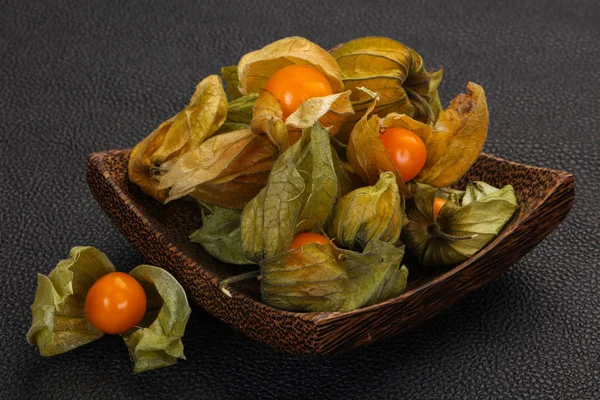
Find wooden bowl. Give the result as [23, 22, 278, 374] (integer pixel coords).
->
[86, 150, 574, 356]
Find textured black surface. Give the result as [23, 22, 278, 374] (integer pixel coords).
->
[2, 0, 599, 398]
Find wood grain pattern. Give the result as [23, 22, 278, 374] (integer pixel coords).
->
[86, 150, 574, 355]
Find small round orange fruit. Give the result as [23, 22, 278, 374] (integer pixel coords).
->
[433, 197, 447, 219]
[289, 232, 330, 249]
[84, 272, 147, 334]
[265, 64, 334, 118]
[379, 127, 427, 182]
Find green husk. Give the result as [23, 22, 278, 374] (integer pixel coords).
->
[241, 122, 339, 262]
[240, 132, 307, 261]
[427, 68, 444, 121]
[260, 239, 408, 312]
[295, 123, 339, 232]
[462, 181, 502, 205]
[189, 203, 254, 265]
[27, 246, 115, 356]
[402, 182, 518, 266]
[221, 65, 243, 100]
[27, 247, 192, 374]
[226, 93, 258, 125]
[215, 122, 251, 135]
[123, 265, 191, 374]
[330, 142, 358, 198]
[328, 172, 406, 249]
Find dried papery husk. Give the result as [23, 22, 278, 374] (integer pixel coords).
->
[159, 129, 279, 208]
[347, 82, 488, 194]
[332, 36, 442, 136]
[346, 92, 412, 197]
[236, 37, 353, 149]
[128, 75, 228, 202]
[251, 89, 354, 150]
[251, 89, 293, 151]
[237, 36, 344, 95]
[416, 82, 489, 188]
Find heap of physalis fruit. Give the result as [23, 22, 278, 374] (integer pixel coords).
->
[128, 36, 518, 313]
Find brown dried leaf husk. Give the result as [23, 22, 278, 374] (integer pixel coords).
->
[417, 82, 488, 187]
[128, 75, 228, 202]
[160, 129, 279, 209]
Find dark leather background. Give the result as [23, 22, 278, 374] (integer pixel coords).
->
[2, 0, 599, 398]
